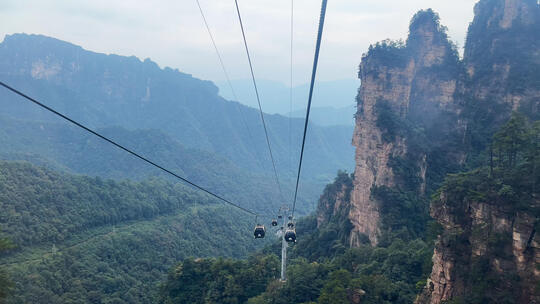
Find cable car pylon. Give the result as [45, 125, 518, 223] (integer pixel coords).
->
[278, 206, 290, 281]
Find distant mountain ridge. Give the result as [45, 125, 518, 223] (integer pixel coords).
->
[289, 105, 356, 127]
[0, 33, 354, 186]
[217, 78, 359, 115]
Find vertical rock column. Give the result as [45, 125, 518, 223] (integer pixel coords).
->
[349, 9, 459, 246]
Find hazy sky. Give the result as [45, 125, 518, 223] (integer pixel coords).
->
[1, 0, 477, 86]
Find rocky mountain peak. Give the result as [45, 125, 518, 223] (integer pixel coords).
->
[472, 0, 539, 30]
[465, 0, 539, 63]
[342, 8, 463, 246]
[312, 1, 537, 302]
[464, 0, 539, 119]
[323, 0, 537, 249]
[407, 9, 456, 68]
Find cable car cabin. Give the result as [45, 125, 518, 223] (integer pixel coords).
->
[287, 222, 294, 228]
[284, 229, 296, 243]
[271, 219, 278, 226]
[254, 225, 266, 238]
[278, 215, 283, 219]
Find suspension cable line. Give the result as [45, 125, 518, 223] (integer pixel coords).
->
[233, 0, 285, 202]
[289, 0, 294, 186]
[0, 81, 260, 217]
[291, 0, 328, 217]
[195, 0, 236, 101]
[195, 0, 259, 165]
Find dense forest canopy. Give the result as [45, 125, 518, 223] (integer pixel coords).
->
[0, 161, 267, 303]
[0, 230, 14, 301]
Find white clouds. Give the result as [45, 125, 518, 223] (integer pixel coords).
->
[0, 0, 477, 85]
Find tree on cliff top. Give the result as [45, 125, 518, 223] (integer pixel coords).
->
[492, 112, 535, 169]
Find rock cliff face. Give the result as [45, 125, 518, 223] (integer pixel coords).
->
[344, 0, 539, 245]
[418, 1, 540, 303]
[463, 0, 540, 129]
[348, 9, 461, 246]
[316, 0, 539, 302]
[418, 174, 540, 304]
[316, 171, 353, 229]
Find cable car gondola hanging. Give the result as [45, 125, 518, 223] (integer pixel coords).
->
[284, 228, 296, 243]
[254, 224, 266, 238]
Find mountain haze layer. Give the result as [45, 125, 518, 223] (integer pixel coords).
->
[0, 115, 323, 215]
[0, 34, 354, 185]
[217, 78, 359, 116]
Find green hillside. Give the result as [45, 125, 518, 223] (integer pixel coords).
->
[0, 115, 322, 216]
[0, 161, 270, 303]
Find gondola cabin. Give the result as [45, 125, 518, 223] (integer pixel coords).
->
[284, 229, 296, 243]
[271, 219, 278, 226]
[254, 224, 266, 238]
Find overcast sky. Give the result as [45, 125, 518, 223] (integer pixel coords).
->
[1, 0, 477, 86]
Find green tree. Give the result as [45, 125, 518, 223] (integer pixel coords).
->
[493, 112, 530, 168]
[0, 230, 14, 301]
[318, 270, 352, 304]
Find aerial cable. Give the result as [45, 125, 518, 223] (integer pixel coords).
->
[195, 0, 260, 169]
[234, 0, 285, 202]
[0, 81, 260, 217]
[291, 0, 328, 217]
[289, 0, 294, 185]
[195, 0, 236, 100]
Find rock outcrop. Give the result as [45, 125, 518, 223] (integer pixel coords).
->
[418, 175, 540, 304]
[316, 171, 353, 229]
[317, 0, 539, 302]
[417, 1, 540, 303]
[464, 0, 540, 116]
[345, 0, 538, 247]
[348, 9, 461, 246]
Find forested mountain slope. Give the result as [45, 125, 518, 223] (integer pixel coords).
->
[159, 172, 435, 304]
[0, 161, 264, 303]
[0, 115, 320, 215]
[0, 33, 354, 181]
